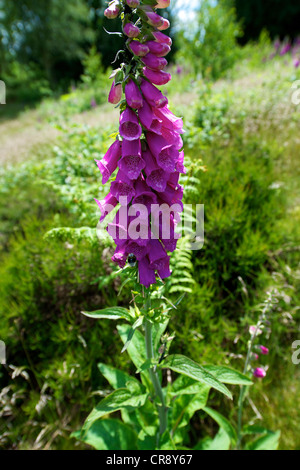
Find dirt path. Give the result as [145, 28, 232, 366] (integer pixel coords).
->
[0, 103, 120, 165]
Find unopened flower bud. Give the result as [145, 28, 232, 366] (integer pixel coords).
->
[125, 79, 143, 109]
[104, 1, 120, 19]
[253, 368, 266, 379]
[123, 22, 140, 38]
[157, 18, 170, 31]
[108, 80, 122, 104]
[143, 67, 171, 85]
[129, 40, 149, 57]
[260, 346, 269, 355]
[126, 0, 140, 8]
[145, 11, 164, 28]
[152, 31, 172, 46]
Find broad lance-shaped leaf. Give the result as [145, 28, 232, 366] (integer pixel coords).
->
[98, 363, 145, 394]
[194, 428, 231, 451]
[204, 407, 237, 445]
[169, 375, 210, 397]
[171, 389, 210, 435]
[203, 365, 253, 386]
[82, 389, 148, 433]
[117, 324, 147, 369]
[246, 430, 281, 451]
[121, 316, 144, 353]
[161, 355, 232, 399]
[81, 307, 132, 322]
[73, 419, 138, 450]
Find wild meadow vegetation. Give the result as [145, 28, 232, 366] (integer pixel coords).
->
[0, 0, 300, 451]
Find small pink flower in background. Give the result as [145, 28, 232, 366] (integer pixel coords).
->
[91, 98, 97, 108]
[293, 58, 300, 68]
[249, 325, 262, 336]
[260, 346, 269, 355]
[253, 368, 266, 379]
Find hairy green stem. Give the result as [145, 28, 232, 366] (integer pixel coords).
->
[237, 294, 273, 449]
[144, 319, 168, 438]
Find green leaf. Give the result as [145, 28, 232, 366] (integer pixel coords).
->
[74, 419, 138, 450]
[171, 388, 210, 434]
[203, 365, 253, 385]
[195, 428, 231, 451]
[117, 324, 147, 369]
[161, 355, 232, 399]
[246, 430, 281, 450]
[242, 424, 271, 436]
[204, 407, 237, 445]
[82, 389, 147, 432]
[82, 307, 132, 322]
[169, 375, 210, 397]
[159, 431, 177, 450]
[153, 319, 169, 353]
[121, 317, 144, 353]
[98, 363, 143, 392]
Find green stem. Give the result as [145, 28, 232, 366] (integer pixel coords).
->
[144, 319, 168, 438]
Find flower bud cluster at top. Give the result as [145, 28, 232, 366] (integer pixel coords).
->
[96, 0, 186, 288]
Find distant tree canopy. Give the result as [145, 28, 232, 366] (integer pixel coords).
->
[0, 0, 95, 87]
[231, 0, 300, 43]
[0, 0, 175, 96]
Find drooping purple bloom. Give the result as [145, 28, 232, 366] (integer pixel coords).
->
[123, 22, 140, 38]
[129, 40, 150, 57]
[95, 193, 118, 222]
[143, 147, 169, 192]
[110, 169, 136, 205]
[152, 31, 172, 46]
[119, 139, 145, 180]
[95, 140, 122, 184]
[141, 53, 168, 71]
[96, 1, 185, 287]
[125, 80, 143, 109]
[108, 80, 122, 104]
[145, 41, 171, 57]
[138, 256, 157, 288]
[154, 106, 184, 134]
[132, 176, 158, 210]
[138, 100, 162, 134]
[119, 108, 142, 141]
[143, 67, 172, 85]
[147, 132, 179, 173]
[140, 79, 168, 108]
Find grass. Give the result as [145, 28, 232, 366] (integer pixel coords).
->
[0, 49, 299, 450]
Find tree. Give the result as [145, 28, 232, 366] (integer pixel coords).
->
[230, 0, 300, 43]
[0, 0, 95, 87]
